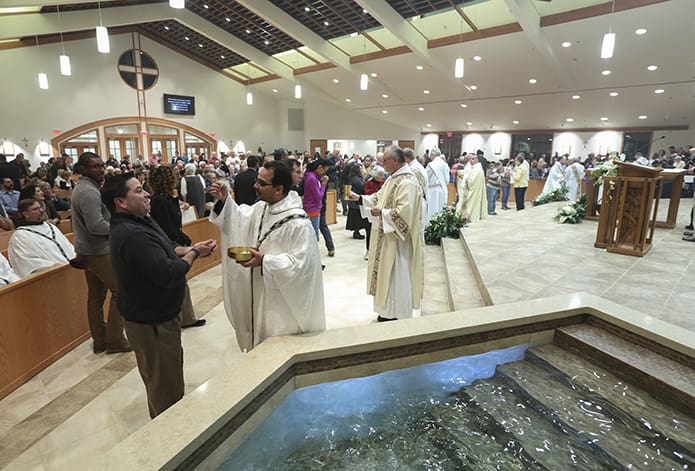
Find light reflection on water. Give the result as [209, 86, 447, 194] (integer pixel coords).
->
[220, 344, 694, 470]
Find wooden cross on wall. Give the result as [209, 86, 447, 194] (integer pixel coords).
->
[21, 137, 29, 147]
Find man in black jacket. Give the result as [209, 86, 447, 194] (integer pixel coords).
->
[234, 155, 259, 205]
[103, 173, 216, 418]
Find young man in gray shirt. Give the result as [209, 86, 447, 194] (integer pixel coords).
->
[71, 152, 131, 354]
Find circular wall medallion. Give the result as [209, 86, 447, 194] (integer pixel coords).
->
[118, 49, 159, 90]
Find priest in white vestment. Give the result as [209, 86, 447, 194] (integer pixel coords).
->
[8, 199, 76, 278]
[425, 149, 450, 225]
[461, 156, 488, 223]
[353, 145, 424, 321]
[454, 157, 472, 216]
[209, 160, 325, 351]
[404, 148, 428, 229]
[0, 252, 19, 286]
[541, 156, 568, 195]
[566, 157, 586, 201]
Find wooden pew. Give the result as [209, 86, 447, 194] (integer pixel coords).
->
[0, 220, 220, 400]
[183, 218, 222, 278]
[57, 219, 72, 235]
[53, 188, 72, 201]
[0, 230, 12, 253]
[0, 264, 90, 400]
[57, 209, 71, 220]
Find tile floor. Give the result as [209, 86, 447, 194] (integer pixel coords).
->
[1, 198, 694, 470]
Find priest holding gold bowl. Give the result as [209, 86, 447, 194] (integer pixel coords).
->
[209, 160, 326, 351]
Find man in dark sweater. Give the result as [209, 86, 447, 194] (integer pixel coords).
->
[103, 174, 216, 418]
[234, 154, 259, 205]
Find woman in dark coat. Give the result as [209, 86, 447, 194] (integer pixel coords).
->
[345, 163, 368, 239]
[148, 165, 205, 328]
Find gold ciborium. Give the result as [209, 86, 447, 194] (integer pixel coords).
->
[342, 184, 352, 201]
[227, 246, 254, 262]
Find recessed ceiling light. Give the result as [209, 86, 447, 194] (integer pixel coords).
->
[647, 65, 658, 71]
[466, 122, 472, 126]
[609, 91, 619, 96]
[417, 107, 424, 111]
[473, 55, 481, 61]
[566, 118, 574, 122]
[324, 21, 330, 26]
[345, 98, 351, 102]
[602, 70, 611, 76]
[203, 4, 209, 8]
[470, 85, 477, 90]
[460, 103, 467, 108]
[198, 43, 204, 48]
[304, 6, 310, 12]
[382, 94, 388, 98]
[220, 55, 225, 59]
[638, 115, 647, 119]
[225, 17, 231, 22]
[416, 65, 424, 70]
[513, 120, 519, 125]
[426, 123, 432, 127]
[561, 41, 572, 48]
[423, 89, 430, 94]
[635, 28, 647, 35]
[245, 29, 251, 34]
[264, 40, 270, 45]
[528, 78, 537, 84]
[654, 89, 665, 94]
[572, 95, 580, 100]
[370, 72, 377, 77]
[184, 36, 189, 40]
[363, 9, 368, 14]
[514, 99, 522, 104]
[332, 78, 339, 83]
[164, 25, 170, 30]
[272, 89, 278, 93]
[600, 117, 608, 121]
[382, 110, 388, 114]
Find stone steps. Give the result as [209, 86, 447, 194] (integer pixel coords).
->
[527, 343, 695, 452]
[554, 323, 695, 415]
[421, 243, 453, 315]
[496, 358, 689, 470]
[440, 237, 489, 311]
[456, 376, 615, 470]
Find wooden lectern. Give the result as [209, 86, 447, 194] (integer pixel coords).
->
[594, 162, 662, 256]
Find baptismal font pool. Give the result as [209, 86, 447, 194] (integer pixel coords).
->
[222, 340, 694, 470]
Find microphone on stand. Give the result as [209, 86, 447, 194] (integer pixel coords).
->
[637, 135, 666, 155]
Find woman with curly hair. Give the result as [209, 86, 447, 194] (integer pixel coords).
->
[148, 165, 205, 328]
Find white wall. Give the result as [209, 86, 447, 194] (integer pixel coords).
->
[0, 33, 422, 167]
[649, 130, 693, 156]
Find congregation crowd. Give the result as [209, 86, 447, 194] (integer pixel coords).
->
[1, 140, 693, 417]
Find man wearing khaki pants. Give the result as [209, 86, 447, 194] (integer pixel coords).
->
[71, 152, 131, 354]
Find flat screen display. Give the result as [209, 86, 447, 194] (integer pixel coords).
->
[163, 93, 195, 115]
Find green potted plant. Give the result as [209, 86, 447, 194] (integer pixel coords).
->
[424, 206, 467, 245]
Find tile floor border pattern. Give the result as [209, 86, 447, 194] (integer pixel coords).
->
[0, 287, 225, 469]
[0, 355, 137, 469]
[461, 199, 695, 334]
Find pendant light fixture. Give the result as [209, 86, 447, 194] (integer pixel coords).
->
[294, 50, 302, 99]
[169, 0, 185, 8]
[359, 36, 368, 91]
[35, 36, 48, 89]
[454, 17, 464, 78]
[600, 0, 616, 59]
[56, 6, 71, 76]
[95, 2, 110, 53]
[245, 62, 253, 105]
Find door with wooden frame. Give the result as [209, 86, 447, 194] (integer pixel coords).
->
[398, 140, 415, 151]
[309, 139, 327, 158]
